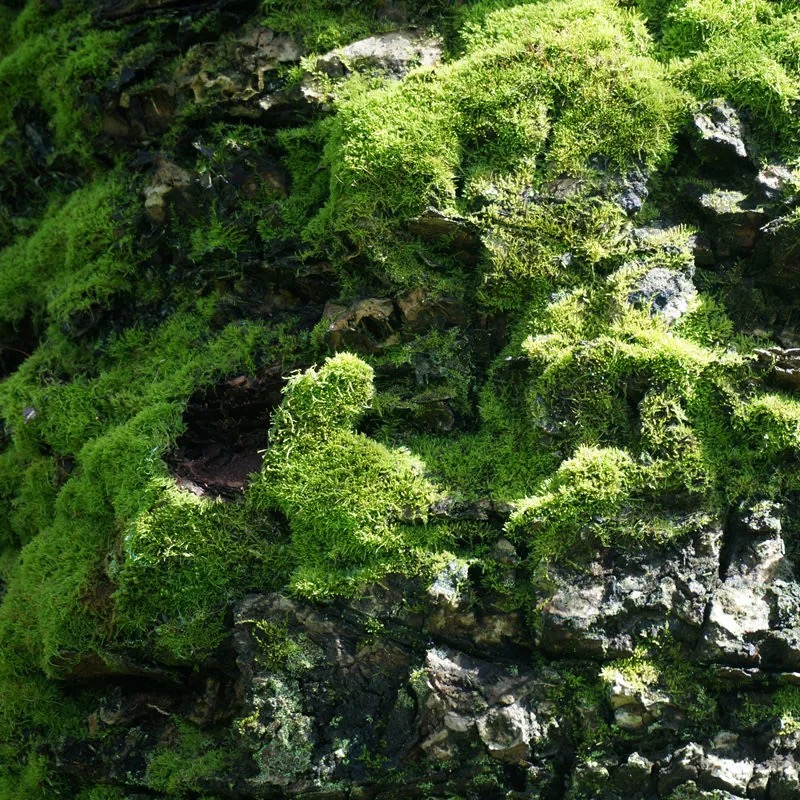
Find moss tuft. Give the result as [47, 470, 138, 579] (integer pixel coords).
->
[251, 353, 448, 598]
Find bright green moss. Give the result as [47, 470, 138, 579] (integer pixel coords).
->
[262, 0, 384, 52]
[146, 721, 235, 797]
[0, 310, 307, 671]
[0, 5, 126, 164]
[252, 353, 447, 598]
[651, 0, 800, 155]
[296, 0, 686, 294]
[113, 486, 290, 663]
[0, 175, 135, 328]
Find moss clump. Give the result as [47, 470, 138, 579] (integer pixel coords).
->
[292, 0, 686, 294]
[251, 353, 447, 598]
[655, 0, 800, 155]
[0, 174, 135, 329]
[146, 721, 235, 797]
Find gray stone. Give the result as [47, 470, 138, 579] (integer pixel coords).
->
[419, 647, 563, 764]
[691, 100, 753, 169]
[767, 761, 800, 800]
[322, 297, 396, 354]
[754, 347, 800, 391]
[752, 212, 800, 289]
[605, 668, 673, 731]
[754, 164, 798, 204]
[628, 267, 697, 324]
[699, 506, 800, 670]
[302, 30, 443, 102]
[535, 521, 722, 658]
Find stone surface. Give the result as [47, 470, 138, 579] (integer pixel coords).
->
[418, 646, 563, 765]
[753, 213, 800, 288]
[396, 287, 467, 331]
[302, 29, 443, 102]
[534, 520, 722, 658]
[691, 100, 753, 170]
[628, 267, 697, 324]
[322, 297, 397, 353]
[142, 158, 194, 224]
[696, 189, 770, 259]
[699, 504, 800, 670]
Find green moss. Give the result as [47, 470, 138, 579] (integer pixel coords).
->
[0, 5, 127, 165]
[113, 486, 290, 663]
[251, 353, 448, 598]
[294, 0, 686, 295]
[0, 174, 136, 328]
[652, 0, 800, 155]
[262, 0, 383, 52]
[146, 721, 234, 797]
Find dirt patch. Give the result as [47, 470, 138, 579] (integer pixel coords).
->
[168, 366, 285, 497]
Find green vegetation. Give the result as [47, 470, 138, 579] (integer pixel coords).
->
[251, 352, 447, 598]
[146, 721, 235, 797]
[2, 0, 800, 795]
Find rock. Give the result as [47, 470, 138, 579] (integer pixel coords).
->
[142, 158, 194, 224]
[534, 521, 722, 658]
[322, 298, 397, 353]
[691, 100, 753, 171]
[428, 560, 469, 608]
[120, 85, 176, 138]
[608, 166, 650, 215]
[172, 24, 304, 122]
[428, 496, 493, 521]
[302, 30, 443, 102]
[747, 764, 771, 799]
[699, 505, 800, 670]
[407, 207, 482, 263]
[689, 231, 716, 267]
[702, 752, 753, 794]
[605, 668, 674, 731]
[611, 751, 654, 788]
[752, 212, 800, 289]
[418, 646, 564, 766]
[627, 267, 697, 324]
[767, 761, 800, 800]
[658, 742, 704, 795]
[754, 165, 798, 204]
[397, 287, 467, 332]
[695, 189, 770, 259]
[233, 592, 415, 793]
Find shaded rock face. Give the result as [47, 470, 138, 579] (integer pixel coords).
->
[61, 502, 800, 799]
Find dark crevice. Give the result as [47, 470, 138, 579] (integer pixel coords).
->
[0, 314, 38, 378]
[167, 367, 285, 497]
